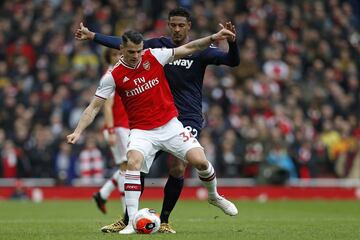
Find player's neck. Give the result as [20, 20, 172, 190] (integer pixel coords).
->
[172, 36, 190, 46]
[122, 58, 141, 68]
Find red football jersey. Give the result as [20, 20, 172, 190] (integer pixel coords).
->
[112, 93, 129, 128]
[102, 67, 129, 129]
[95, 48, 178, 130]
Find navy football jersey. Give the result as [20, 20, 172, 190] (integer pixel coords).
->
[94, 34, 240, 136]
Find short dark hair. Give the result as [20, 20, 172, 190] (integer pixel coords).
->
[168, 7, 191, 21]
[122, 30, 143, 46]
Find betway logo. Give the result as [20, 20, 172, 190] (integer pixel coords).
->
[125, 77, 159, 97]
[168, 59, 194, 69]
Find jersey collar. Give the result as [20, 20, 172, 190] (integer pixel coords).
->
[119, 57, 142, 69]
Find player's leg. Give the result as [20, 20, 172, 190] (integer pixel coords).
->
[100, 161, 128, 233]
[158, 156, 185, 233]
[186, 148, 238, 216]
[117, 162, 127, 213]
[163, 118, 237, 216]
[123, 171, 146, 224]
[119, 129, 159, 234]
[114, 127, 130, 213]
[93, 169, 119, 214]
[101, 166, 145, 233]
[95, 127, 128, 214]
[119, 150, 143, 234]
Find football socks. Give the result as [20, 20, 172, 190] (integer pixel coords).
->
[197, 162, 219, 199]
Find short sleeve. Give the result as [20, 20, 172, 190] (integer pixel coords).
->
[95, 72, 116, 99]
[149, 48, 174, 66]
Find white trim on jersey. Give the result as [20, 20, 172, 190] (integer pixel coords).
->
[119, 57, 142, 69]
[95, 72, 116, 99]
[149, 48, 175, 66]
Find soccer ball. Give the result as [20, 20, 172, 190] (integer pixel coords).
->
[132, 208, 161, 234]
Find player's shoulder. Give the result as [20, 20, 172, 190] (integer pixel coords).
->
[147, 47, 173, 55]
[145, 36, 173, 48]
[110, 59, 123, 72]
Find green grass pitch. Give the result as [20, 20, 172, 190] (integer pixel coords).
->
[0, 199, 360, 240]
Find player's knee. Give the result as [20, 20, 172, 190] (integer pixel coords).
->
[126, 160, 140, 170]
[186, 148, 208, 170]
[126, 150, 143, 170]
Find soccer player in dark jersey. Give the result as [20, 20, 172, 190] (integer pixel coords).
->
[75, 7, 239, 233]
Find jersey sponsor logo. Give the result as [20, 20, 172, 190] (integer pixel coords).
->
[125, 77, 160, 97]
[168, 59, 194, 69]
[124, 183, 141, 191]
[143, 61, 150, 70]
[134, 77, 146, 85]
[123, 76, 130, 82]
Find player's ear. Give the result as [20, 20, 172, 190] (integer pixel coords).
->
[188, 21, 191, 29]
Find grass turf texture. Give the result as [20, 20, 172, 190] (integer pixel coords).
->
[0, 200, 359, 240]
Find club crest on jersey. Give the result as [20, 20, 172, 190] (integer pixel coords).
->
[143, 61, 150, 70]
[123, 76, 130, 82]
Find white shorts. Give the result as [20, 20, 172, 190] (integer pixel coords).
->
[127, 117, 203, 173]
[103, 127, 130, 165]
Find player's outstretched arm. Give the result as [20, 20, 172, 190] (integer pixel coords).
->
[75, 22, 122, 50]
[103, 97, 117, 146]
[173, 24, 235, 60]
[67, 97, 105, 144]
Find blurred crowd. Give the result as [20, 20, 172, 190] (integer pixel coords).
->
[0, 0, 360, 185]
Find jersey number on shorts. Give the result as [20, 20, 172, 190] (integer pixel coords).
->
[180, 126, 198, 142]
[185, 126, 198, 138]
[179, 131, 192, 142]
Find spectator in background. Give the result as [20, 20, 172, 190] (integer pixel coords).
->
[25, 125, 55, 178]
[78, 138, 104, 184]
[265, 141, 298, 181]
[241, 126, 265, 178]
[0, 0, 359, 181]
[1, 140, 22, 178]
[216, 129, 242, 177]
[54, 142, 77, 185]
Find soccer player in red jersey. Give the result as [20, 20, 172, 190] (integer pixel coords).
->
[93, 49, 130, 217]
[75, 8, 239, 233]
[67, 27, 238, 234]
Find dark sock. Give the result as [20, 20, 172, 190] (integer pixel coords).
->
[123, 172, 146, 225]
[140, 172, 146, 195]
[160, 175, 184, 223]
[123, 208, 129, 225]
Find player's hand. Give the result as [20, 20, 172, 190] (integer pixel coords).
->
[67, 132, 81, 144]
[107, 132, 117, 146]
[211, 23, 236, 42]
[75, 22, 95, 40]
[224, 21, 236, 42]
